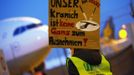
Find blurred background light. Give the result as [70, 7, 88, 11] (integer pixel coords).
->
[119, 29, 127, 39]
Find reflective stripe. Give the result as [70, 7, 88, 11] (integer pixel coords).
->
[66, 58, 70, 67]
[67, 55, 112, 75]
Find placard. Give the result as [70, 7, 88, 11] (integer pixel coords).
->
[49, 0, 100, 49]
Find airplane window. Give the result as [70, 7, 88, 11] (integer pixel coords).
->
[13, 26, 26, 36]
[26, 23, 40, 29]
[13, 23, 42, 36]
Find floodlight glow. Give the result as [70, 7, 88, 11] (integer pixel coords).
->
[119, 29, 127, 39]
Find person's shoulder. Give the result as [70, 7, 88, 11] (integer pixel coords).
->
[66, 57, 75, 68]
[66, 57, 79, 75]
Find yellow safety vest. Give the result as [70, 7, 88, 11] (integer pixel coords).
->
[67, 55, 112, 75]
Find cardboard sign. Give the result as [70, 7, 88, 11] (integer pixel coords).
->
[0, 50, 10, 75]
[49, 0, 100, 49]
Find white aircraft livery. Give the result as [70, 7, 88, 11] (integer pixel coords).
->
[0, 17, 51, 75]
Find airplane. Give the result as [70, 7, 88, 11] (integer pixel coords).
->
[0, 17, 51, 75]
[75, 20, 100, 31]
[80, 21, 97, 29]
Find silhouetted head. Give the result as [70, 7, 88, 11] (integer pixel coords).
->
[72, 48, 102, 65]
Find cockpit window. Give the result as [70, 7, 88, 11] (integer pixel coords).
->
[13, 26, 26, 36]
[13, 23, 42, 36]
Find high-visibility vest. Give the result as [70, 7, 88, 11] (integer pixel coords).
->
[66, 55, 112, 75]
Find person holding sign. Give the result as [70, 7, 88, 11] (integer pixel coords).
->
[49, 0, 112, 74]
[66, 1, 112, 74]
[66, 48, 112, 75]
